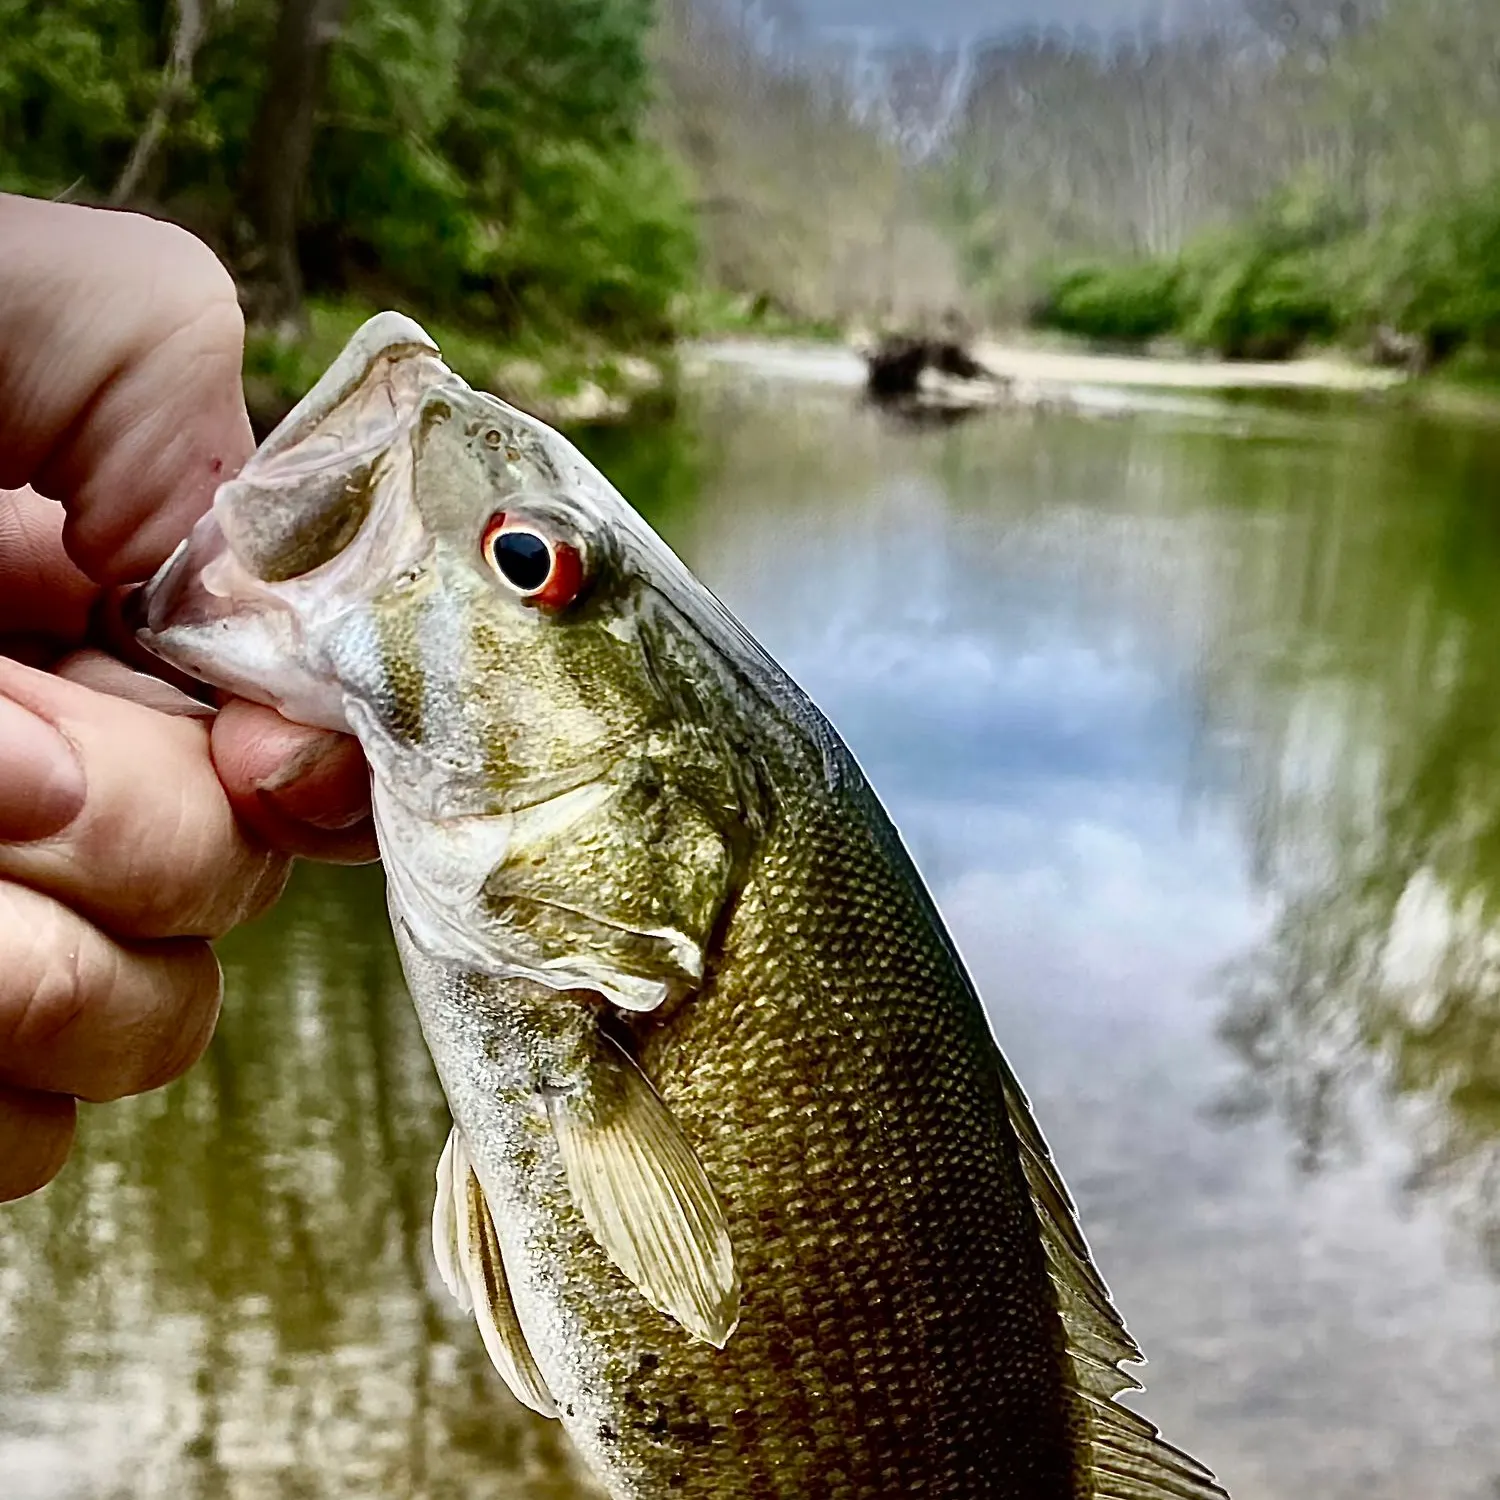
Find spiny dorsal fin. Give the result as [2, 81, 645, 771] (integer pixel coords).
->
[432, 1126, 558, 1417]
[545, 1031, 739, 1348]
[998, 1064, 1230, 1500]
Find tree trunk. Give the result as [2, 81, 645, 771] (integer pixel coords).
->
[239, 0, 351, 333]
[112, 0, 208, 207]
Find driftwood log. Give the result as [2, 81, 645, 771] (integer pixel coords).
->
[866, 335, 990, 398]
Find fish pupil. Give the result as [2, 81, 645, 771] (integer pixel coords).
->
[493, 530, 552, 593]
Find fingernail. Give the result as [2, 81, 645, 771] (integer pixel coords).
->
[252, 735, 327, 797]
[0, 696, 86, 841]
[258, 787, 372, 832]
[254, 739, 372, 831]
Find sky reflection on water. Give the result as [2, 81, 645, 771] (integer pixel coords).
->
[2, 370, 1497, 1499]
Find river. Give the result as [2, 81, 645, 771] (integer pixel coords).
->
[2, 354, 1497, 1499]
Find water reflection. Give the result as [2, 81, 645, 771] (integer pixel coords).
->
[0, 865, 599, 1499]
[1202, 417, 1500, 1271]
[2, 372, 1497, 1499]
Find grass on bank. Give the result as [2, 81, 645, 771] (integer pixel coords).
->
[681, 286, 846, 344]
[243, 299, 676, 431]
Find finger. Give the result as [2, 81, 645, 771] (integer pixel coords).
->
[0, 195, 253, 582]
[0, 880, 220, 1104]
[0, 657, 289, 941]
[53, 648, 215, 719]
[0, 485, 98, 641]
[212, 699, 380, 865]
[0, 1083, 76, 1202]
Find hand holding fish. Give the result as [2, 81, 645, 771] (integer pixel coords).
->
[0, 195, 376, 1201]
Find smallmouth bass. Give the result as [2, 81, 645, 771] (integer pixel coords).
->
[139, 314, 1227, 1500]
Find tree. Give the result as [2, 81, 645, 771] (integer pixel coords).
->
[239, 0, 353, 330]
[111, 0, 210, 206]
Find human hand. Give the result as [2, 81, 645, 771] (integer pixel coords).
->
[0, 194, 377, 1201]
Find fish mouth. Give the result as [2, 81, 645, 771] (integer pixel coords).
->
[133, 314, 449, 732]
[133, 506, 352, 733]
[139, 511, 240, 636]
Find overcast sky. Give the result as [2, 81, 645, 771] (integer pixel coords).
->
[798, 0, 1215, 42]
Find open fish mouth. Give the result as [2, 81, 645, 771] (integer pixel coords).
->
[134, 313, 452, 733]
[140, 517, 236, 634]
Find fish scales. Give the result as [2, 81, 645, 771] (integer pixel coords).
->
[137, 312, 1229, 1500]
[405, 782, 1074, 1497]
[623, 785, 1079, 1495]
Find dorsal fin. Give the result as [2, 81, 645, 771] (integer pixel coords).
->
[998, 1062, 1230, 1500]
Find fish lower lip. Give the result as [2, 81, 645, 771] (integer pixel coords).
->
[136, 514, 241, 642]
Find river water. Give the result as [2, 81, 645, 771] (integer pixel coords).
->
[2, 356, 1498, 1499]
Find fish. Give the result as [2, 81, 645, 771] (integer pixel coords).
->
[137, 312, 1229, 1500]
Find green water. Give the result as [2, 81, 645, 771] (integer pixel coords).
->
[3, 363, 1498, 1498]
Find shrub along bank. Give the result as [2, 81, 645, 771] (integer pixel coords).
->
[1032, 181, 1500, 373]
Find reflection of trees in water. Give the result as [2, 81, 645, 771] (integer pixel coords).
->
[1200, 413, 1500, 1277]
[0, 862, 598, 1499]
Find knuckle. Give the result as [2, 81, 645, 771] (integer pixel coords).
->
[124, 215, 241, 317]
[1, 900, 96, 1058]
[24, 700, 282, 944]
[234, 853, 294, 928]
[105, 770, 271, 942]
[162, 834, 285, 942]
[0, 892, 218, 1103]
[102, 218, 245, 388]
[21, 932, 142, 1104]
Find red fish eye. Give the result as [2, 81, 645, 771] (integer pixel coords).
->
[481, 514, 583, 610]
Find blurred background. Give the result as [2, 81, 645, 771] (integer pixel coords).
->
[2, 3, 1499, 1498]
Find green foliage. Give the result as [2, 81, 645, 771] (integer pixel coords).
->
[0, 0, 160, 196]
[960, 0, 1500, 369]
[1031, 194, 1358, 362]
[0, 0, 695, 351]
[1034, 261, 1182, 346]
[1360, 184, 1500, 360]
[312, 0, 695, 343]
[1178, 233, 1343, 362]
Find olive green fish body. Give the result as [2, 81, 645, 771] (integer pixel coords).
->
[624, 779, 1078, 1496]
[406, 756, 1077, 1498]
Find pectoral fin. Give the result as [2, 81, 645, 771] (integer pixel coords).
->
[545, 1034, 739, 1348]
[432, 1126, 558, 1417]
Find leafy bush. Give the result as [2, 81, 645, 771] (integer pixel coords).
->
[0, 0, 161, 196]
[1180, 238, 1341, 361]
[1362, 185, 1500, 362]
[1032, 260, 1182, 345]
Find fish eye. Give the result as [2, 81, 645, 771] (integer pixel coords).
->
[491, 528, 551, 591]
[481, 513, 584, 610]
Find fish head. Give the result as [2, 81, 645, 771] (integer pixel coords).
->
[139, 313, 768, 1009]
[144, 313, 665, 782]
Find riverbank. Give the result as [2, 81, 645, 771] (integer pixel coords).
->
[690, 334, 1500, 425]
[246, 315, 1500, 437]
[244, 300, 675, 437]
[689, 335, 1400, 400]
[970, 341, 1402, 394]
